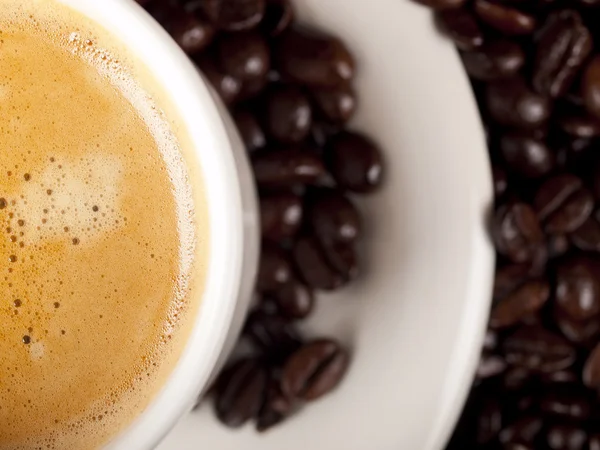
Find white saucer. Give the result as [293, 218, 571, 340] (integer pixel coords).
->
[158, 0, 494, 449]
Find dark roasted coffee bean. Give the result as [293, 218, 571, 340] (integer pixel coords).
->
[244, 311, 302, 361]
[281, 339, 349, 401]
[170, 12, 215, 54]
[436, 8, 484, 52]
[583, 342, 600, 387]
[214, 359, 267, 428]
[484, 328, 499, 352]
[503, 366, 533, 391]
[217, 31, 270, 82]
[260, 193, 303, 241]
[474, 0, 536, 36]
[325, 131, 384, 193]
[583, 56, 600, 120]
[196, 55, 242, 105]
[272, 281, 314, 319]
[411, 0, 466, 9]
[476, 353, 507, 379]
[499, 416, 543, 445]
[462, 40, 525, 81]
[591, 434, 600, 450]
[310, 190, 361, 244]
[558, 111, 600, 138]
[233, 107, 266, 153]
[263, 86, 312, 143]
[493, 166, 508, 198]
[499, 131, 554, 178]
[275, 26, 355, 87]
[261, 0, 294, 37]
[544, 424, 587, 450]
[540, 387, 591, 420]
[491, 202, 544, 264]
[540, 370, 579, 385]
[533, 10, 592, 98]
[476, 398, 503, 444]
[534, 174, 593, 234]
[311, 85, 357, 124]
[490, 279, 550, 329]
[555, 311, 600, 345]
[257, 243, 292, 292]
[505, 445, 533, 450]
[571, 217, 600, 252]
[486, 77, 552, 129]
[503, 325, 576, 373]
[253, 148, 326, 186]
[200, 0, 266, 31]
[320, 240, 358, 281]
[256, 378, 293, 432]
[292, 236, 344, 290]
[548, 234, 570, 259]
[555, 255, 600, 320]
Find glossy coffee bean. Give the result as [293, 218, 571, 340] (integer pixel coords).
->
[591, 434, 600, 450]
[548, 234, 570, 259]
[436, 8, 484, 52]
[214, 359, 267, 428]
[461, 40, 525, 81]
[260, 193, 303, 241]
[200, 0, 266, 31]
[476, 353, 507, 379]
[491, 202, 544, 264]
[412, 0, 466, 9]
[311, 84, 357, 124]
[555, 256, 600, 321]
[503, 325, 576, 373]
[281, 339, 349, 401]
[271, 281, 314, 319]
[275, 26, 355, 88]
[486, 77, 552, 129]
[555, 311, 600, 346]
[170, 12, 215, 54]
[320, 240, 358, 281]
[292, 236, 344, 290]
[309, 190, 361, 244]
[253, 148, 326, 186]
[544, 424, 587, 450]
[257, 243, 292, 292]
[534, 174, 594, 234]
[217, 31, 270, 82]
[244, 311, 302, 362]
[499, 416, 543, 445]
[499, 131, 555, 178]
[533, 10, 592, 98]
[474, 0, 536, 36]
[583, 56, 600, 120]
[325, 131, 384, 193]
[540, 387, 591, 420]
[583, 343, 600, 388]
[263, 86, 312, 143]
[261, 0, 294, 37]
[196, 55, 242, 105]
[493, 166, 508, 198]
[490, 279, 550, 329]
[558, 111, 600, 138]
[256, 377, 293, 432]
[233, 107, 266, 153]
[571, 217, 600, 252]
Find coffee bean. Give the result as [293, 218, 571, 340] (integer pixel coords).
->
[256, 377, 293, 432]
[281, 339, 349, 401]
[540, 387, 591, 420]
[583, 56, 600, 120]
[533, 10, 592, 98]
[261, 0, 294, 37]
[196, 54, 242, 105]
[571, 217, 600, 252]
[474, 0, 536, 36]
[499, 415, 543, 445]
[503, 325, 576, 373]
[411, 0, 466, 9]
[170, 12, 215, 54]
[476, 353, 507, 379]
[493, 166, 508, 198]
[325, 131, 384, 193]
[591, 434, 600, 450]
[319, 240, 359, 281]
[233, 107, 266, 153]
[555, 311, 600, 345]
[486, 77, 552, 129]
[292, 235, 344, 290]
[548, 234, 570, 259]
[257, 242, 292, 292]
[244, 311, 302, 362]
[217, 31, 270, 82]
[534, 174, 593, 234]
[558, 110, 600, 138]
[555, 255, 600, 321]
[309, 190, 361, 245]
[461, 40, 525, 81]
[436, 8, 484, 52]
[491, 202, 544, 264]
[544, 424, 587, 450]
[253, 147, 326, 186]
[260, 193, 303, 241]
[490, 279, 550, 329]
[311, 84, 357, 124]
[271, 281, 314, 319]
[214, 359, 267, 428]
[274, 26, 355, 87]
[583, 343, 600, 388]
[476, 398, 503, 444]
[200, 0, 266, 31]
[263, 85, 312, 143]
[499, 131, 555, 178]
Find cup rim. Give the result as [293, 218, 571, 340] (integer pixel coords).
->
[54, 0, 249, 448]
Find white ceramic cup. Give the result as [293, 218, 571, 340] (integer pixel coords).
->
[51, 0, 260, 448]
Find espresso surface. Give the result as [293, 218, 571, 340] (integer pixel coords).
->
[0, 1, 206, 449]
